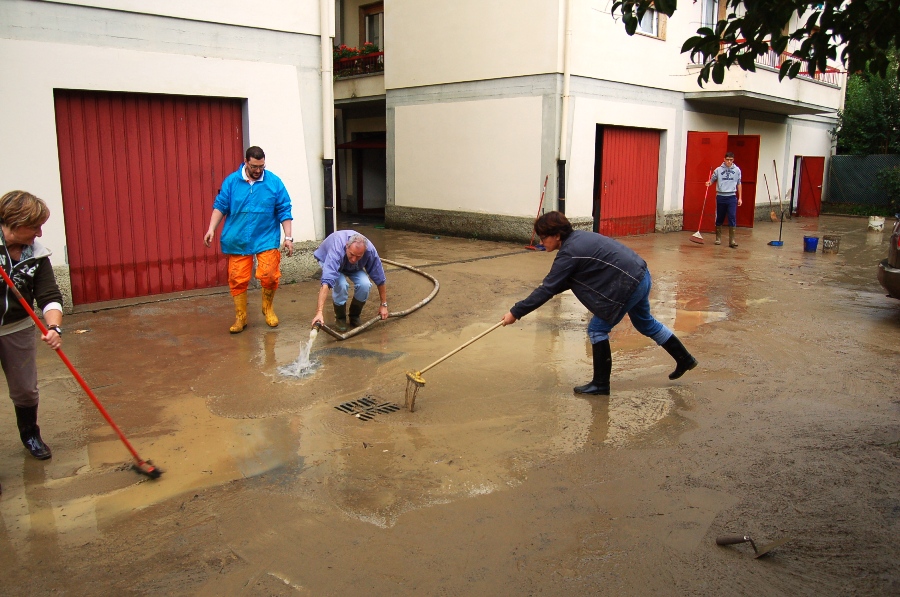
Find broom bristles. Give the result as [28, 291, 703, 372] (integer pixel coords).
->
[405, 379, 421, 412]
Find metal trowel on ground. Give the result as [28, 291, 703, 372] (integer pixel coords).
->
[716, 534, 791, 558]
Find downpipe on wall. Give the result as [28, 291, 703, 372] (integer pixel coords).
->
[557, 0, 573, 214]
[321, 0, 336, 235]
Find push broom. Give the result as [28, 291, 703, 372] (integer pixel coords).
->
[525, 175, 549, 250]
[404, 321, 503, 412]
[0, 266, 162, 479]
[689, 167, 715, 245]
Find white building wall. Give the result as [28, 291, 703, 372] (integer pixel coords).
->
[39, 0, 321, 34]
[743, 119, 790, 207]
[387, 0, 560, 89]
[1, 0, 326, 259]
[568, 96, 680, 217]
[394, 96, 543, 216]
[789, 118, 834, 161]
[576, 0, 697, 91]
[0, 38, 316, 256]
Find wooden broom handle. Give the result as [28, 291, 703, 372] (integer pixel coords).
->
[418, 321, 504, 375]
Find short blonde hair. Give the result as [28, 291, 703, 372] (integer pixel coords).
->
[0, 191, 50, 229]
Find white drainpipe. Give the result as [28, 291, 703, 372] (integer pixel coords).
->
[558, 0, 574, 213]
[321, 0, 337, 235]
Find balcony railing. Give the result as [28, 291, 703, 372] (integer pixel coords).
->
[334, 52, 384, 79]
[753, 47, 842, 86]
[689, 45, 842, 87]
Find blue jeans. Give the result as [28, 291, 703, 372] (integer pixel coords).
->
[715, 194, 738, 227]
[319, 260, 372, 306]
[587, 271, 673, 345]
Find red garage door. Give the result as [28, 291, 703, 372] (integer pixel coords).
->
[595, 126, 661, 236]
[54, 90, 243, 305]
[683, 131, 728, 233]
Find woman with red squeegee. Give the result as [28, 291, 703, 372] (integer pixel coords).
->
[0, 191, 63, 490]
[502, 211, 698, 395]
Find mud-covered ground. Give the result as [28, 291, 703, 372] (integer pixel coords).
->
[0, 215, 897, 596]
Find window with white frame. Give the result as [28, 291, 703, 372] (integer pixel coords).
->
[702, 0, 719, 28]
[638, 7, 658, 36]
[635, 5, 666, 39]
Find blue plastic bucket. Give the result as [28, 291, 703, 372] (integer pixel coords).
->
[803, 235, 819, 252]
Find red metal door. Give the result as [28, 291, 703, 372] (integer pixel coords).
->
[596, 127, 660, 236]
[797, 156, 825, 217]
[727, 135, 760, 227]
[54, 90, 243, 305]
[683, 131, 728, 233]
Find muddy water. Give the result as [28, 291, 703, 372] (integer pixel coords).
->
[0, 216, 898, 595]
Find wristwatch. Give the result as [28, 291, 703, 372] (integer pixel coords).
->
[47, 325, 62, 335]
[284, 237, 294, 242]
[381, 302, 388, 307]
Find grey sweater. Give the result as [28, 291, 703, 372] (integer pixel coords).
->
[711, 162, 742, 196]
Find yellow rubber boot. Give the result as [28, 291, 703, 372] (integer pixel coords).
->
[230, 292, 248, 334]
[261, 288, 279, 327]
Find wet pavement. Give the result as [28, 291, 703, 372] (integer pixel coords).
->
[0, 215, 898, 595]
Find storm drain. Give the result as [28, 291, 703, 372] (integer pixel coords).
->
[335, 396, 401, 421]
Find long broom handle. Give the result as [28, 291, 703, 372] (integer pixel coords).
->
[697, 168, 714, 225]
[0, 265, 146, 464]
[527, 175, 549, 246]
[418, 321, 504, 376]
[773, 159, 784, 212]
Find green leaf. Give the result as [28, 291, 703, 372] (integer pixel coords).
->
[713, 62, 725, 84]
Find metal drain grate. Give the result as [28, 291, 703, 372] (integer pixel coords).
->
[335, 396, 401, 421]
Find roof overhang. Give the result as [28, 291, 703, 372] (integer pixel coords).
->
[685, 90, 835, 116]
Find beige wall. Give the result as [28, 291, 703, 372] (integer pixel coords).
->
[394, 96, 543, 216]
[0, 38, 317, 257]
[568, 96, 680, 217]
[41, 0, 324, 34]
[743, 119, 790, 207]
[575, 0, 693, 91]
[387, 0, 560, 89]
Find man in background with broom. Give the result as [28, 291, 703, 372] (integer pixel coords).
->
[501, 211, 697, 395]
[706, 152, 742, 248]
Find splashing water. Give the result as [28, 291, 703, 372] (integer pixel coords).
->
[278, 328, 320, 378]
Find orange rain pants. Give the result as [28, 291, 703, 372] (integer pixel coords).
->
[228, 249, 281, 295]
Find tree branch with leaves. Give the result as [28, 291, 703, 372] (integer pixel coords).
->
[612, 0, 900, 86]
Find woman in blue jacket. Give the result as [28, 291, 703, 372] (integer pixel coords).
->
[502, 211, 697, 395]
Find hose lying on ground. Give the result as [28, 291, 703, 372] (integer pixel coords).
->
[316, 258, 440, 341]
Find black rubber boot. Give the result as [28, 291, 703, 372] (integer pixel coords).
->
[15, 405, 52, 460]
[661, 335, 698, 380]
[574, 339, 612, 395]
[333, 302, 347, 332]
[348, 298, 366, 328]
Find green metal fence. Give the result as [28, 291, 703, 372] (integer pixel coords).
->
[827, 154, 900, 206]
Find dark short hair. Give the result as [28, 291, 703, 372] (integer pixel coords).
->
[246, 146, 265, 161]
[725, 152, 735, 159]
[0, 191, 50, 229]
[534, 211, 573, 241]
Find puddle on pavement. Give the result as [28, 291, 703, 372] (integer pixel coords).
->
[0, 391, 298, 549]
[1, 273, 720, 544]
